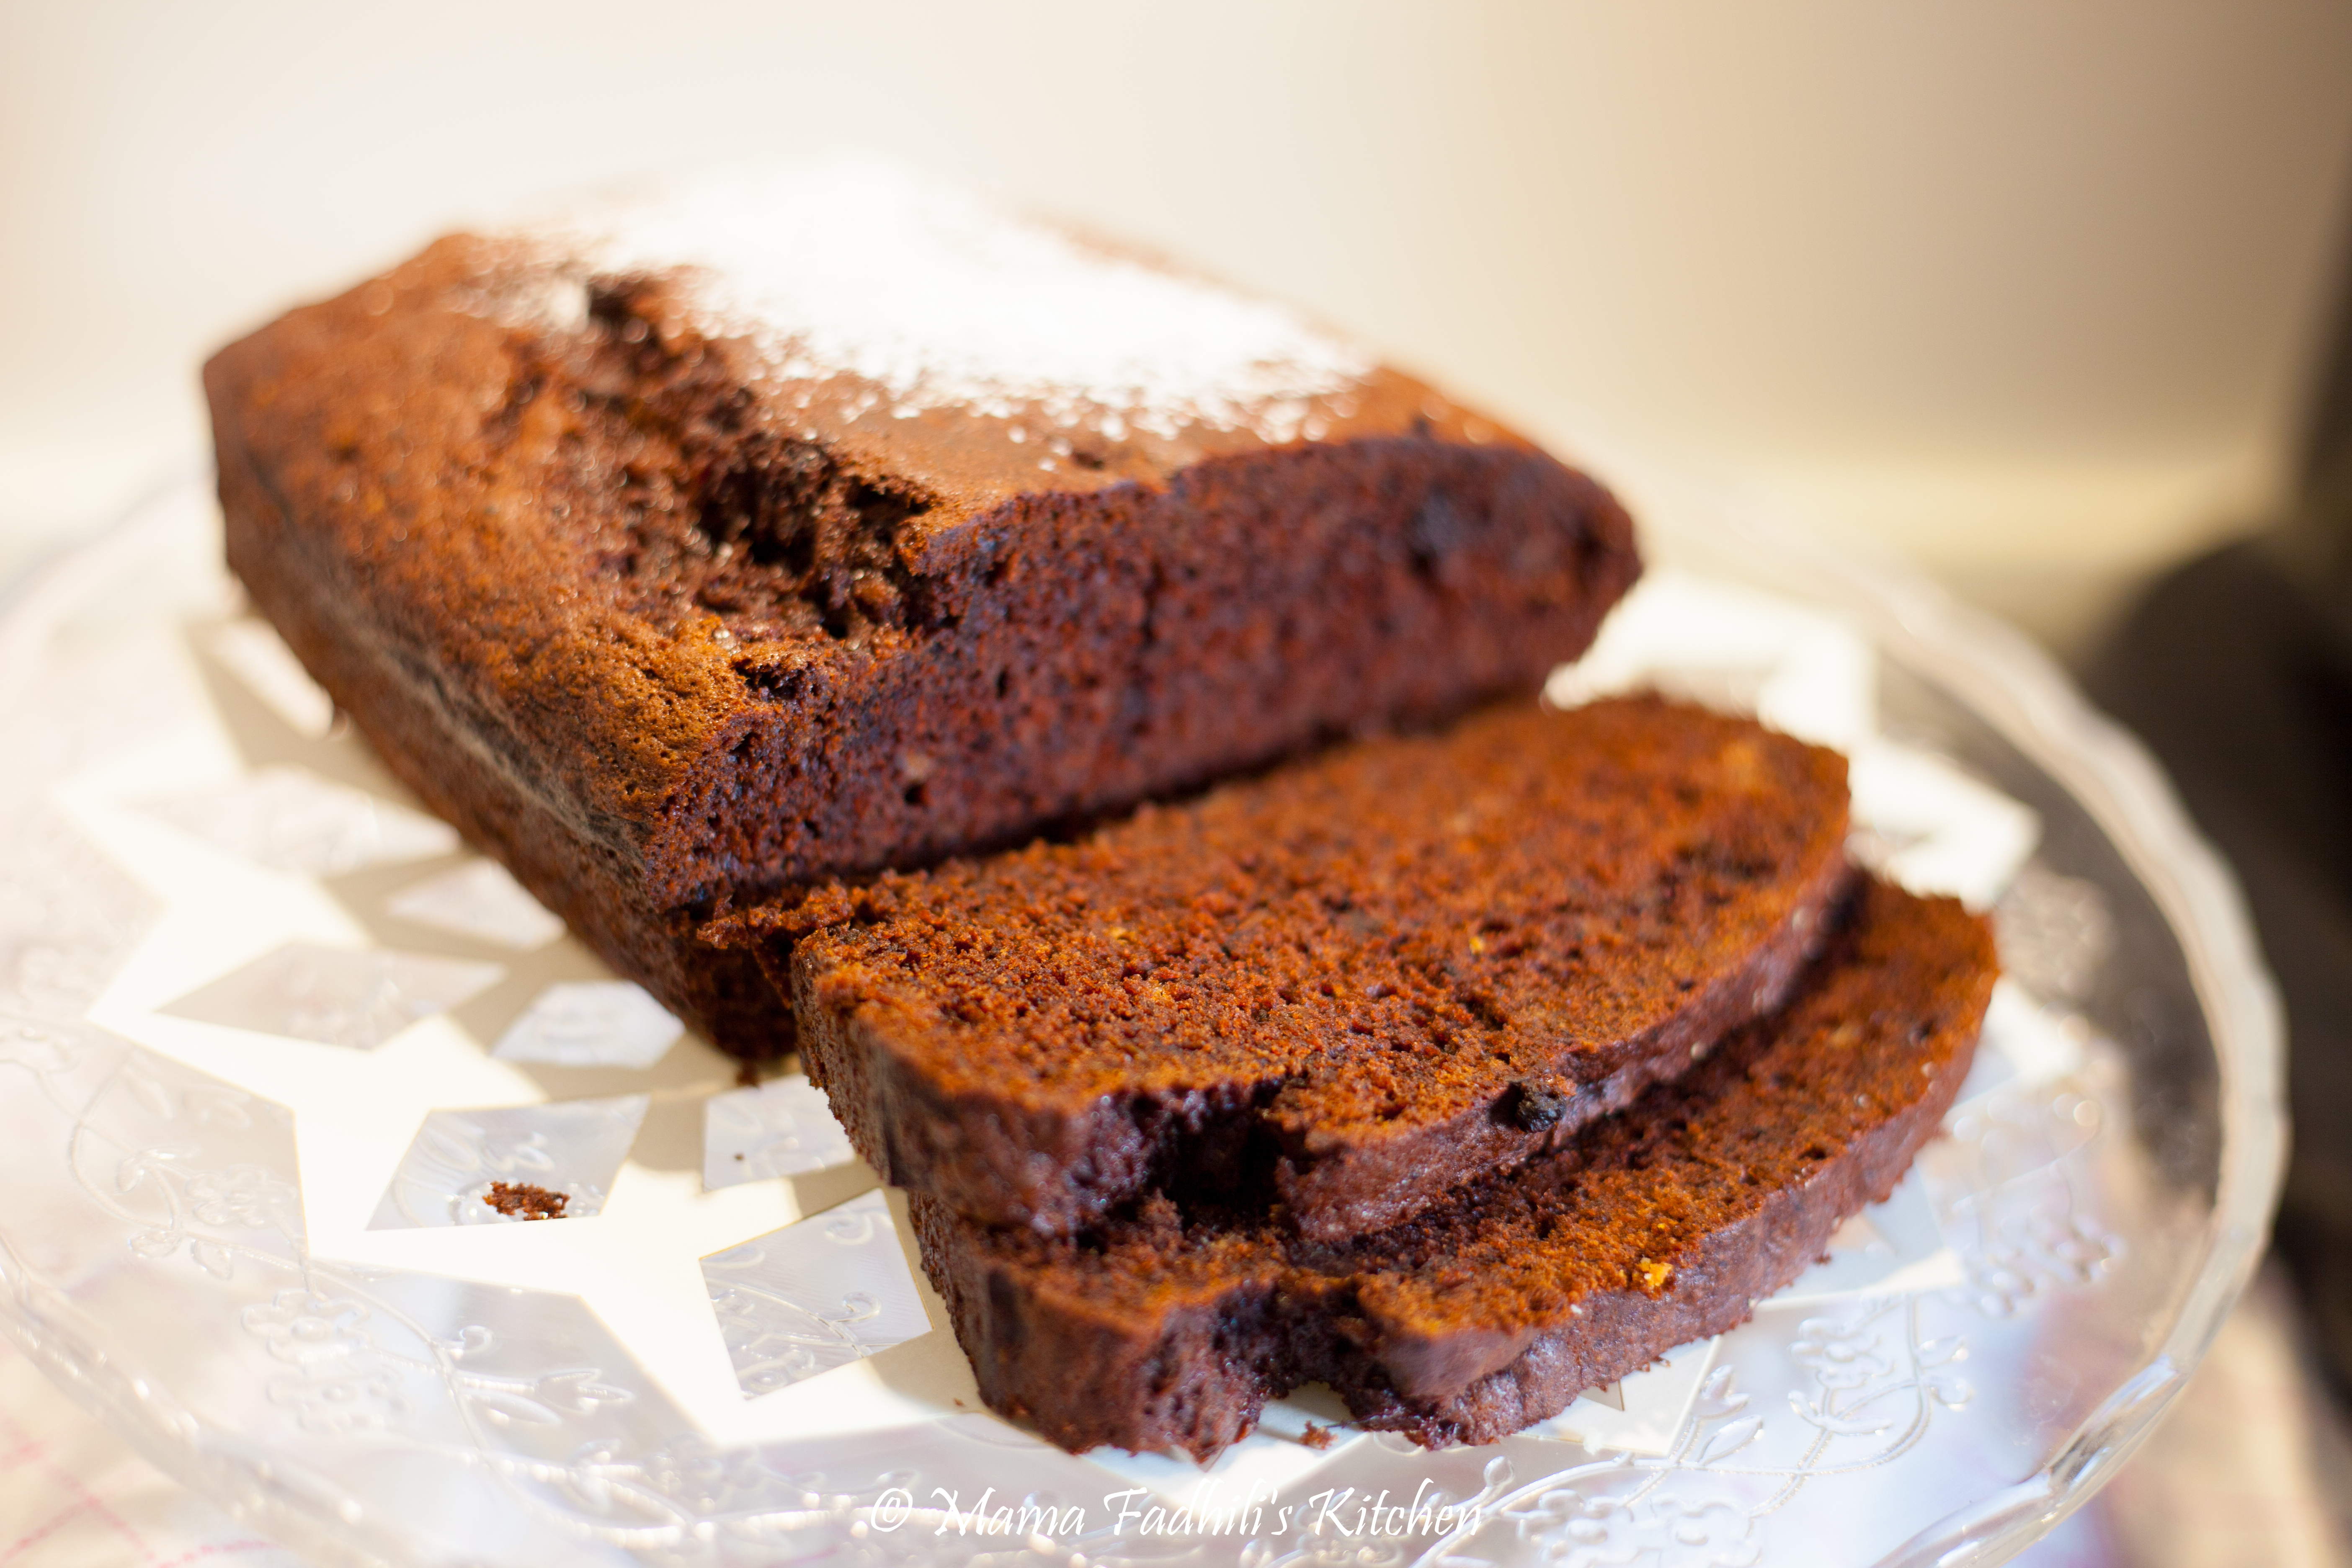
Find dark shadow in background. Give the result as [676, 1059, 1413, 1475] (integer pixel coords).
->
[2087, 228, 2352, 1407]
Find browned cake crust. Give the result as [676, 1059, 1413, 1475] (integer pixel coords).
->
[202, 177, 1640, 1058]
[913, 878, 1994, 1460]
[763, 696, 1850, 1239]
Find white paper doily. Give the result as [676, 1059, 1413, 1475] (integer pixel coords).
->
[0, 466, 2284, 1567]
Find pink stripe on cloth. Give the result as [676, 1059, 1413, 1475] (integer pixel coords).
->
[0, 1336, 302, 1568]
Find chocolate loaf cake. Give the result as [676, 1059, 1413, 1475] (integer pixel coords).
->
[914, 877, 1994, 1459]
[758, 696, 1850, 1239]
[203, 161, 1641, 1056]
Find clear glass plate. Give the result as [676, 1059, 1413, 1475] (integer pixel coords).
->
[0, 459, 2283, 1568]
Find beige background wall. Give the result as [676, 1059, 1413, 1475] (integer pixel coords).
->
[6, 0, 2352, 653]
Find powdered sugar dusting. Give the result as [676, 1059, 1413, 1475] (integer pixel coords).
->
[518, 160, 1374, 443]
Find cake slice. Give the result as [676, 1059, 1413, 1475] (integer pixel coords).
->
[203, 160, 1640, 1057]
[913, 877, 1994, 1459]
[753, 695, 1851, 1239]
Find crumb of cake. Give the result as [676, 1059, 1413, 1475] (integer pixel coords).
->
[1300, 1422, 1336, 1450]
[913, 879, 1998, 1460]
[484, 1181, 569, 1220]
[785, 697, 1849, 1240]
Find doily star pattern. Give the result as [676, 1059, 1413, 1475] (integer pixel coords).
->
[0, 525, 2163, 1566]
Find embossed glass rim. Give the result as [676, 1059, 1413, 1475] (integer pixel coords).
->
[1576, 436, 2291, 1563]
[0, 458, 2290, 1566]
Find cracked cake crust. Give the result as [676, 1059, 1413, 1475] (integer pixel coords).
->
[204, 170, 1641, 1056]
